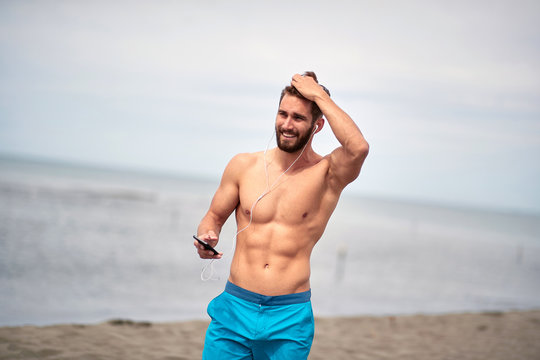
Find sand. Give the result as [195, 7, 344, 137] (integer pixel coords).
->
[1, 310, 539, 360]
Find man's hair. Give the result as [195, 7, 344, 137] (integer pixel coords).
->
[279, 71, 331, 123]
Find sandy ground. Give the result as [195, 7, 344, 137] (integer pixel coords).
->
[1, 310, 539, 360]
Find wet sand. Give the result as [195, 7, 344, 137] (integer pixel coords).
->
[1, 310, 539, 359]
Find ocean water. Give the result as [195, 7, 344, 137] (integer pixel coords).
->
[1, 156, 539, 326]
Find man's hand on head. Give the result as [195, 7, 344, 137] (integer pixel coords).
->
[291, 73, 328, 102]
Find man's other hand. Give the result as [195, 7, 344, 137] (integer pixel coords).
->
[194, 230, 223, 259]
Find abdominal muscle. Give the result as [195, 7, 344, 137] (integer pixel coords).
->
[228, 219, 322, 296]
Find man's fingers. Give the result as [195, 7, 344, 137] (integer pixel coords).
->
[194, 240, 209, 255]
[194, 240, 222, 259]
[200, 232, 218, 245]
[201, 252, 222, 260]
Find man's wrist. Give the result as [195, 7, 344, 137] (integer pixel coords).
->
[313, 89, 332, 108]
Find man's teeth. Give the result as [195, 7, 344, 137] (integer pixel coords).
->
[282, 133, 296, 138]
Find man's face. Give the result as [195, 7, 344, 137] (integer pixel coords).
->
[275, 94, 315, 153]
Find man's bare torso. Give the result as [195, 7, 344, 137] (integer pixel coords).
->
[195, 73, 369, 300]
[229, 148, 342, 296]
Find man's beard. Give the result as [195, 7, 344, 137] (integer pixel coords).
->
[276, 123, 314, 153]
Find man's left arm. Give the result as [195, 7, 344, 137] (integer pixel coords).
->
[291, 74, 369, 188]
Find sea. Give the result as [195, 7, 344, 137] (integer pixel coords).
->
[1, 155, 539, 326]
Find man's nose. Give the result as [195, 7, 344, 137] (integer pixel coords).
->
[282, 116, 294, 129]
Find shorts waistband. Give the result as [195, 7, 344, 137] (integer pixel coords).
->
[225, 281, 311, 306]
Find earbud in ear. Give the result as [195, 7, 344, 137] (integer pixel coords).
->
[314, 124, 319, 132]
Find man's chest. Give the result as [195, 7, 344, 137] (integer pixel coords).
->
[237, 165, 328, 224]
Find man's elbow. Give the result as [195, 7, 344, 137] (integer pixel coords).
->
[360, 140, 369, 158]
[349, 139, 369, 163]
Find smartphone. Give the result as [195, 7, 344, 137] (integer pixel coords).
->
[193, 235, 219, 255]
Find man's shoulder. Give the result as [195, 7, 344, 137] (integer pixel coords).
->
[225, 151, 261, 172]
[230, 151, 260, 164]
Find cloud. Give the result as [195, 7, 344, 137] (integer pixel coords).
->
[1, 0, 539, 212]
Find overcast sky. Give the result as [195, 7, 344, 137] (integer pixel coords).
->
[1, 0, 539, 213]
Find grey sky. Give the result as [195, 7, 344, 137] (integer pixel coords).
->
[1, 0, 539, 213]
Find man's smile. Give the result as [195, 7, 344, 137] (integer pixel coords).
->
[280, 130, 298, 139]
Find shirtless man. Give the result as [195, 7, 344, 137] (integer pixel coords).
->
[194, 72, 369, 359]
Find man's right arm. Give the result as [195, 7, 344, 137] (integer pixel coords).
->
[194, 154, 245, 259]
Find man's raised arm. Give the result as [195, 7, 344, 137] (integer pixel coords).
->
[291, 74, 369, 188]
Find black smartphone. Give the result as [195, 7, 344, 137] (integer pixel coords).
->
[193, 235, 219, 255]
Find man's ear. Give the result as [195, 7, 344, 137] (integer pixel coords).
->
[314, 118, 325, 133]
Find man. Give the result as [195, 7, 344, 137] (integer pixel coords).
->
[194, 72, 369, 359]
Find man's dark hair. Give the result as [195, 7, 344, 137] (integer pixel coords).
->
[279, 71, 331, 122]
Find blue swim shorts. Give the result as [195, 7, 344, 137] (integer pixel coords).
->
[202, 281, 314, 360]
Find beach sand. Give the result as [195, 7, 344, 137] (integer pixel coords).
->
[1, 310, 539, 359]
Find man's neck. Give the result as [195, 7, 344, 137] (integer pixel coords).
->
[272, 146, 315, 171]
